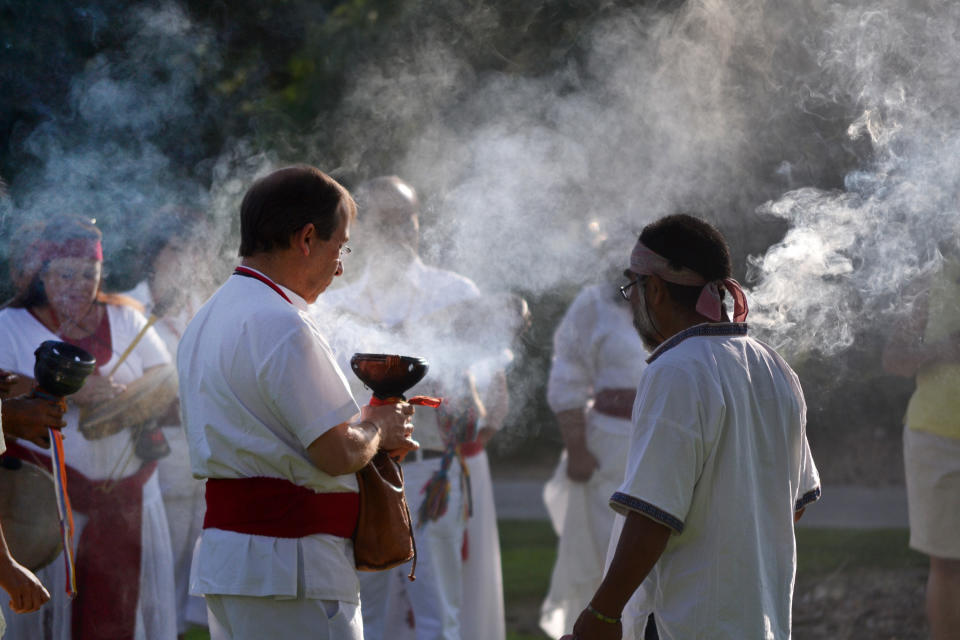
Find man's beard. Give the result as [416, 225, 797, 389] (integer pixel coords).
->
[632, 294, 661, 352]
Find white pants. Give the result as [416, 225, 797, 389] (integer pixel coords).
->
[459, 451, 505, 640]
[359, 457, 466, 640]
[539, 425, 629, 640]
[206, 595, 362, 640]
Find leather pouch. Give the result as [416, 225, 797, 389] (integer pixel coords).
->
[353, 450, 417, 579]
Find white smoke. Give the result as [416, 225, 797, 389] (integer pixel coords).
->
[748, 0, 960, 355]
[321, 1, 815, 296]
[318, 0, 960, 364]
[10, 2, 218, 291]
[9, 0, 960, 431]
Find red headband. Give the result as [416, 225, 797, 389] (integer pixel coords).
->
[33, 238, 104, 265]
[630, 240, 749, 323]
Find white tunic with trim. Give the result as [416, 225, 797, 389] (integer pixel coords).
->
[0, 304, 176, 640]
[540, 285, 648, 639]
[316, 257, 482, 640]
[177, 271, 362, 605]
[546, 285, 647, 436]
[610, 324, 820, 640]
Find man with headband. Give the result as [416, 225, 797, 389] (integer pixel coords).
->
[562, 214, 820, 640]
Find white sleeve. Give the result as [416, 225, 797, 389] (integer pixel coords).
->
[785, 363, 821, 511]
[0, 317, 22, 373]
[760, 341, 821, 512]
[433, 271, 481, 308]
[547, 289, 597, 413]
[795, 432, 821, 511]
[257, 322, 360, 450]
[610, 363, 714, 533]
[0, 310, 50, 376]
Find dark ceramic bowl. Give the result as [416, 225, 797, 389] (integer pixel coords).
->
[350, 353, 429, 400]
[33, 340, 97, 397]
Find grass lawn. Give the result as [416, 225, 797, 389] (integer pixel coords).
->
[186, 521, 921, 640]
[500, 520, 556, 640]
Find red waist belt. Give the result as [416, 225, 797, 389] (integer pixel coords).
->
[593, 387, 637, 420]
[459, 440, 484, 458]
[203, 477, 359, 539]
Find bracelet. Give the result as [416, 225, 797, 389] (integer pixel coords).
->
[586, 604, 621, 624]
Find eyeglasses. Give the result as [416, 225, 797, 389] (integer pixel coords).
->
[339, 246, 352, 258]
[619, 276, 644, 300]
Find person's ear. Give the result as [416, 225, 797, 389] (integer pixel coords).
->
[294, 223, 316, 256]
[647, 274, 668, 306]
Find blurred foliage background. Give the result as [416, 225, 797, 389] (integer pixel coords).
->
[0, 0, 915, 478]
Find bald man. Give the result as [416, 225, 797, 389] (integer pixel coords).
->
[318, 176, 503, 640]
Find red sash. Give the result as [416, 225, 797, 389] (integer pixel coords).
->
[203, 477, 360, 539]
[4, 441, 156, 640]
[593, 387, 637, 420]
[459, 440, 484, 458]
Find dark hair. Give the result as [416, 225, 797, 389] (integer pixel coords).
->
[238, 165, 356, 257]
[640, 213, 732, 310]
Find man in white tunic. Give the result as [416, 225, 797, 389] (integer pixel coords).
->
[318, 176, 491, 640]
[540, 281, 648, 639]
[178, 166, 417, 640]
[563, 214, 820, 640]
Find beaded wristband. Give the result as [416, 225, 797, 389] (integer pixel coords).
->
[586, 604, 621, 624]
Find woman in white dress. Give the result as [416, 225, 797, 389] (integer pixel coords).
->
[0, 216, 176, 640]
[539, 282, 648, 640]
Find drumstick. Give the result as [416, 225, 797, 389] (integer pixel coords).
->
[107, 314, 158, 377]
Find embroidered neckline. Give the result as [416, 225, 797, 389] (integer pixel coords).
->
[645, 323, 749, 364]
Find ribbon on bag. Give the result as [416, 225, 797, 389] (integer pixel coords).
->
[368, 395, 442, 409]
[417, 399, 477, 528]
[49, 428, 77, 597]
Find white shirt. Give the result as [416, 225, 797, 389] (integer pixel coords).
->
[316, 257, 481, 451]
[611, 324, 820, 640]
[547, 285, 648, 436]
[322, 256, 480, 330]
[177, 269, 362, 603]
[0, 305, 170, 480]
